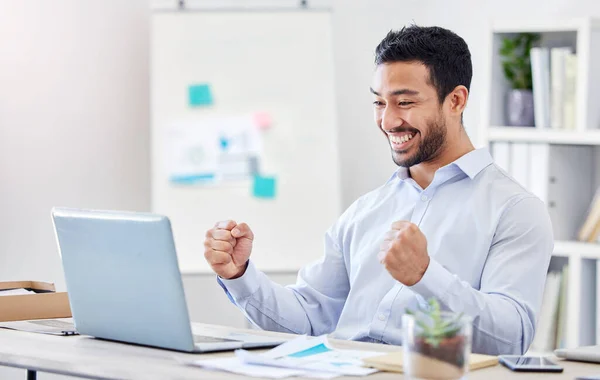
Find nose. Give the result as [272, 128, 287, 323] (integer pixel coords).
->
[380, 106, 404, 133]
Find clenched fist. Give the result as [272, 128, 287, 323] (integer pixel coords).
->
[204, 220, 254, 280]
[378, 221, 430, 286]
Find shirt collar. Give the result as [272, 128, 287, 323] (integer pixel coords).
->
[386, 148, 494, 183]
[452, 147, 494, 179]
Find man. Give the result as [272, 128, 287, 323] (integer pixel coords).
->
[203, 25, 553, 355]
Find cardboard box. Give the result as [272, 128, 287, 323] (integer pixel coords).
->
[0, 281, 71, 322]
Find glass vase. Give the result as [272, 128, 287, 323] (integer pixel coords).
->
[402, 312, 472, 380]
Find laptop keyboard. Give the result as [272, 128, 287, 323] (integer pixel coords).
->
[193, 335, 238, 343]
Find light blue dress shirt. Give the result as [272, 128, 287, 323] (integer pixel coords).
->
[217, 148, 554, 355]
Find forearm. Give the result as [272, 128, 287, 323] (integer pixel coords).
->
[410, 259, 533, 355]
[218, 260, 344, 335]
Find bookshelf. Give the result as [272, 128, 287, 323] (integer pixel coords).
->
[480, 18, 600, 353]
[488, 127, 600, 145]
[554, 240, 600, 259]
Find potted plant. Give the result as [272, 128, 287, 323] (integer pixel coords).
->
[402, 298, 472, 380]
[499, 33, 540, 127]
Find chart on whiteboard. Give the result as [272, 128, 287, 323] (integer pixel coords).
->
[166, 115, 264, 186]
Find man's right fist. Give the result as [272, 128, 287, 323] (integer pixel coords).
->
[204, 220, 254, 279]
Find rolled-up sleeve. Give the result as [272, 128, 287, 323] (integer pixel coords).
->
[409, 196, 554, 355]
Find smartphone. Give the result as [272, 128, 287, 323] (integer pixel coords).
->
[498, 355, 564, 372]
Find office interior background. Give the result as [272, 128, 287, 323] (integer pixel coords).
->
[2, 0, 600, 378]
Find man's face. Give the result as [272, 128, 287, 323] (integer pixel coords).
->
[371, 61, 447, 168]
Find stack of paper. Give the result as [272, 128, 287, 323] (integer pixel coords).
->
[186, 335, 383, 379]
[0, 288, 37, 296]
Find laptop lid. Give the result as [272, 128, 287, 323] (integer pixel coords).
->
[52, 207, 196, 352]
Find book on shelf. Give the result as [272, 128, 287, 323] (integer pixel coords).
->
[531, 47, 551, 129]
[530, 47, 577, 130]
[555, 265, 568, 349]
[563, 52, 577, 130]
[550, 47, 573, 129]
[530, 266, 568, 353]
[577, 187, 600, 242]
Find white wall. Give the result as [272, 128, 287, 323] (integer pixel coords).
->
[0, 0, 151, 291]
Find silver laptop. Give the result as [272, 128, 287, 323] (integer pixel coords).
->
[51, 207, 285, 353]
[555, 346, 600, 363]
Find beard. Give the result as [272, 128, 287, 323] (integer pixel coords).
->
[390, 114, 447, 167]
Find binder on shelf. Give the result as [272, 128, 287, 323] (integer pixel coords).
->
[490, 142, 511, 173]
[528, 143, 549, 204]
[528, 145, 593, 240]
[509, 143, 530, 189]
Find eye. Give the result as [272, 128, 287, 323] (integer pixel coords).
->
[399, 101, 414, 107]
[373, 101, 385, 107]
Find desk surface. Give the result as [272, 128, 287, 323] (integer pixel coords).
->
[1, 322, 599, 379]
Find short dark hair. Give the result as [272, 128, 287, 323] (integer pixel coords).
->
[375, 25, 472, 104]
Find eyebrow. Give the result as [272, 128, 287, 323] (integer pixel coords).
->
[369, 87, 420, 97]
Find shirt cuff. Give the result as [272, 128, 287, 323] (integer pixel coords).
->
[408, 257, 455, 301]
[216, 260, 261, 303]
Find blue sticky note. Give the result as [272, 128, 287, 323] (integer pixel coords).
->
[188, 84, 213, 106]
[219, 137, 229, 151]
[252, 175, 276, 199]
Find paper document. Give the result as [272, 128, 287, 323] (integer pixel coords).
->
[0, 318, 78, 336]
[167, 115, 263, 185]
[186, 357, 308, 379]
[188, 335, 382, 378]
[238, 335, 381, 376]
[0, 288, 37, 296]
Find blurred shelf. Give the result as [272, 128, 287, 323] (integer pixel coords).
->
[553, 240, 600, 259]
[488, 126, 600, 145]
[491, 18, 600, 33]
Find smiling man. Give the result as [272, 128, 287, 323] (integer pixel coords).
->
[203, 25, 553, 355]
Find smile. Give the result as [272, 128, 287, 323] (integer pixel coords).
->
[388, 132, 415, 149]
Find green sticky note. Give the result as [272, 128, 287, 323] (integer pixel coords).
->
[252, 175, 276, 199]
[188, 84, 213, 106]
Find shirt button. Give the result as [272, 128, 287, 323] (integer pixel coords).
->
[421, 194, 429, 202]
[378, 314, 386, 321]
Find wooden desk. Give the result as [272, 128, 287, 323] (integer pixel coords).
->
[1, 323, 600, 379]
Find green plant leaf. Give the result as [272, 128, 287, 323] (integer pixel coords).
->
[502, 64, 515, 82]
[498, 32, 539, 90]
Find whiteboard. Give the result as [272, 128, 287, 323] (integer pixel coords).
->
[151, 10, 341, 273]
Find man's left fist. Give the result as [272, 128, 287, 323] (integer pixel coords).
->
[378, 221, 430, 286]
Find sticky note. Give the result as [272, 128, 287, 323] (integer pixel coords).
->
[253, 112, 273, 130]
[252, 175, 276, 199]
[188, 84, 213, 107]
[219, 137, 229, 151]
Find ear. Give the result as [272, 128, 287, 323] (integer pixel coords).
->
[447, 85, 469, 116]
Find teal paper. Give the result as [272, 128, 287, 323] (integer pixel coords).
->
[252, 175, 276, 199]
[287, 343, 331, 358]
[188, 84, 213, 106]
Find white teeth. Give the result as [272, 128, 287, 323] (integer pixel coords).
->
[390, 134, 413, 144]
